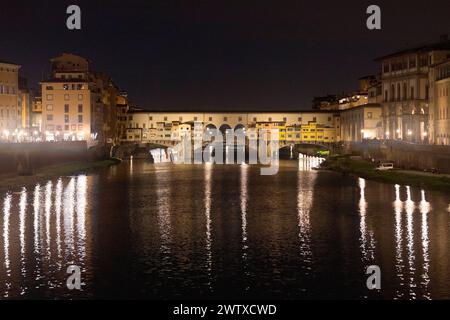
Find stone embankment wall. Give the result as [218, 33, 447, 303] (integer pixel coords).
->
[0, 141, 89, 175]
[347, 141, 450, 173]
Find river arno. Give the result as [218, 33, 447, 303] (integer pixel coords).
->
[1, 160, 450, 299]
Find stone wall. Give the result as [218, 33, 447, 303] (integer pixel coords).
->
[346, 141, 450, 173]
[0, 141, 88, 175]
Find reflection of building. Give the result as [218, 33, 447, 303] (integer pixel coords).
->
[0, 60, 20, 138]
[376, 37, 450, 143]
[41, 53, 119, 144]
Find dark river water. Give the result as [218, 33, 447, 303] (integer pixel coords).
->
[1, 159, 450, 300]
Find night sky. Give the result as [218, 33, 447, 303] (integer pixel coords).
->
[1, 0, 449, 111]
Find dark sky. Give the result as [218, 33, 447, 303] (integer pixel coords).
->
[1, 0, 449, 111]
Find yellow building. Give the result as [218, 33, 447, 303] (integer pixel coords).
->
[117, 92, 129, 141]
[320, 126, 336, 143]
[300, 122, 336, 143]
[301, 122, 318, 142]
[286, 125, 301, 142]
[340, 104, 383, 142]
[431, 58, 450, 145]
[119, 111, 341, 144]
[31, 96, 42, 132]
[171, 122, 192, 141]
[41, 53, 119, 145]
[255, 121, 286, 141]
[0, 60, 20, 139]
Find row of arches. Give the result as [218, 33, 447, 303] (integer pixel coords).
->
[205, 123, 246, 134]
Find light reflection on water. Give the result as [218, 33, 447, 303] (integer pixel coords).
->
[204, 163, 213, 288]
[359, 178, 376, 262]
[1, 176, 90, 298]
[240, 164, 249, 281]
[0, 162, 449, 299]
[297, 169, 316, 275]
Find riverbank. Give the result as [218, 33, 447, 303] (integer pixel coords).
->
[0, 159, 121, 193]
[322, 155, 450, 191]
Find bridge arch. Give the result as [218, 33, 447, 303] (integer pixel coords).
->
[206, 123, 217, 132]
[219, 124, 232, 134]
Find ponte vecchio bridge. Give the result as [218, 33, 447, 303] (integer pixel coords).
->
[121, 110, 341, 148]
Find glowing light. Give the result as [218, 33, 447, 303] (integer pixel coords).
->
[55, 179, 63, 259]
[76, 175, 87, 261]
[44, 181, 53, 260]
[3, 193, 12, 297]
[240, 163, 249, 268]
[19, 188, 27, 277]
[204, 164, 213, 284]
[405, 186, 416, 297]
[393, 184, 404, 298]
[420, 189, 431, 298]
[64, 178, 76, 253]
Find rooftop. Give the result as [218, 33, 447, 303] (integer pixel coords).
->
[375, 38, 450, 61]
[129, 109, 340, 114]
[0, 59, 20, 66]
